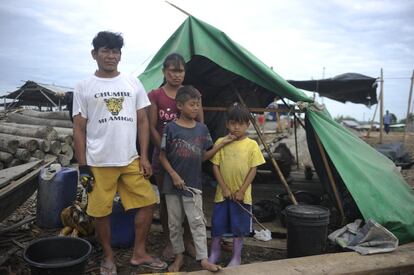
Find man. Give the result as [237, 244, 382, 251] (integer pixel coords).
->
[383, 110, 392, 134]
[73, 31, 167, 275]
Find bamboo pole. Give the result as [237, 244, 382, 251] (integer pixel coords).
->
[403, 70, 414, 143]
[235, 90, 298, 205]
[314, 134, 346, 225]
[379, 68, 384, 144]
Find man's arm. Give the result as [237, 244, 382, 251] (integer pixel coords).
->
[73, 114, 87, 166]
[137, 108, 152, 178]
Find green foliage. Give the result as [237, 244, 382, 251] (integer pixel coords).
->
[399, 113, 414, 124]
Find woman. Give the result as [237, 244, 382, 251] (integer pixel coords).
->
[148, 53, 204, 260]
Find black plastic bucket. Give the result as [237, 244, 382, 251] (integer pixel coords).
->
[23, 236, 92, 275]
[285, 204, 330, 258]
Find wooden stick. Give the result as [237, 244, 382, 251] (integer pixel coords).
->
[235, 90, 298, 205]
[403, 70, 414, 143]
[0, 216, 36, 236]
[235, 201, 269, 232]
[379, 68, 384, 144]
[314, 133, 346, 225]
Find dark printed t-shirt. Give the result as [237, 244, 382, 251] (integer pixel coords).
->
[160, 121, 213, 196]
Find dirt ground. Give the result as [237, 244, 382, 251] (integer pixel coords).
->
[0, 130, 413, 275]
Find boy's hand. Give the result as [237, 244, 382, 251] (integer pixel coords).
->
[171, 173, 185, 190]
[233, 189, 245, 202]
[222, 186, 232, 200]
[221, 134, 236, 145]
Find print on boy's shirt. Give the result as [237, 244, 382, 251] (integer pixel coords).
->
[169, 138, 202, 158]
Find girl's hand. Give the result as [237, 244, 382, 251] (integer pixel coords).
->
[233, 189, 245, 202]
[171, 173, 185, 190]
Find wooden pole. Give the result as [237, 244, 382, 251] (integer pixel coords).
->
[294, 116, 299, 169]
[235, 90, 298, 205]
[366, 88, 380, 138]
[379, 68, 384, 144]
[403, 70, 414, 143]
[314, 134, 346, 225]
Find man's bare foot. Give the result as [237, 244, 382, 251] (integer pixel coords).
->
[162, 243, 174, 261]
[168, 254, 184, 272]
[201, 258, 221, 272]
[184, 240, 196, 258]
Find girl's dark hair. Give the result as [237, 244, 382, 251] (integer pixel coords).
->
[227, 103, 250, 123]
[92, 31, 124, 51]
[176, 85, 200, 104]
[163, 53, 186, 70]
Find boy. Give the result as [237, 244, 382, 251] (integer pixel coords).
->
[159, 85, 234, 272]
[208, 103, 265, 267]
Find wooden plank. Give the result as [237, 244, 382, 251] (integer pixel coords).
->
[0, 160, 42, 188]
[0, 159, 53, 222]
[187, 242, 414, 275]
[203, 107, 302, 113]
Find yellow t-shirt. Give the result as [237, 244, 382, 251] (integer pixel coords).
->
[210, 137, 265, 204]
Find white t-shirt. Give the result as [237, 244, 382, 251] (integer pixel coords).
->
[73, 73, 150, 167]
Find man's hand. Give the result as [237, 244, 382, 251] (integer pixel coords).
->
[79, 165, 94, 192]
[139, 157, 152, 179]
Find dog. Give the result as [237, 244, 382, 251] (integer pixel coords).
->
[59, 201, 94, 237]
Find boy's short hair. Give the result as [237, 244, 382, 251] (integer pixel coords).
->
[92, 31, 124, 51]
[227, 103, 250, 123]
[176, 85, 201, 104]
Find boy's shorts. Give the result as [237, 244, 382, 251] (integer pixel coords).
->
[87, 159, 157, 217]
[211, 200, 252, 237]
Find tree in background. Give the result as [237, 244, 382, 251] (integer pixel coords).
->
[399, 113, 414, 124]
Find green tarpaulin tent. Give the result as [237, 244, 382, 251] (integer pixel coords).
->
[138, 16, 414, 244]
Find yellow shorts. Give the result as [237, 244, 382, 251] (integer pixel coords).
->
[86, 159, 157, 217]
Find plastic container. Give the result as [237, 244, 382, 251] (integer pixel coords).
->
[286, 204, 330, 258]
[111, 199, 137, 248]
[23, 236, 92, 275]
[37, 167, 78, 228]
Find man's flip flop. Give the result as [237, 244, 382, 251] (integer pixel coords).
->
[130, 258, 167, 270]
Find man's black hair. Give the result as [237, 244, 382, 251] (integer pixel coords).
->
[227, 103, 250, 123]
[176, 85, 200, 104]
[92, 31, 124, 51]
[163, 53, 186, 70]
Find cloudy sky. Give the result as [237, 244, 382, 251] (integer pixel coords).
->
[0, 0, 413, 121]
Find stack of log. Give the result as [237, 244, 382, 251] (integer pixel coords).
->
[0, 110, 74, 170]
